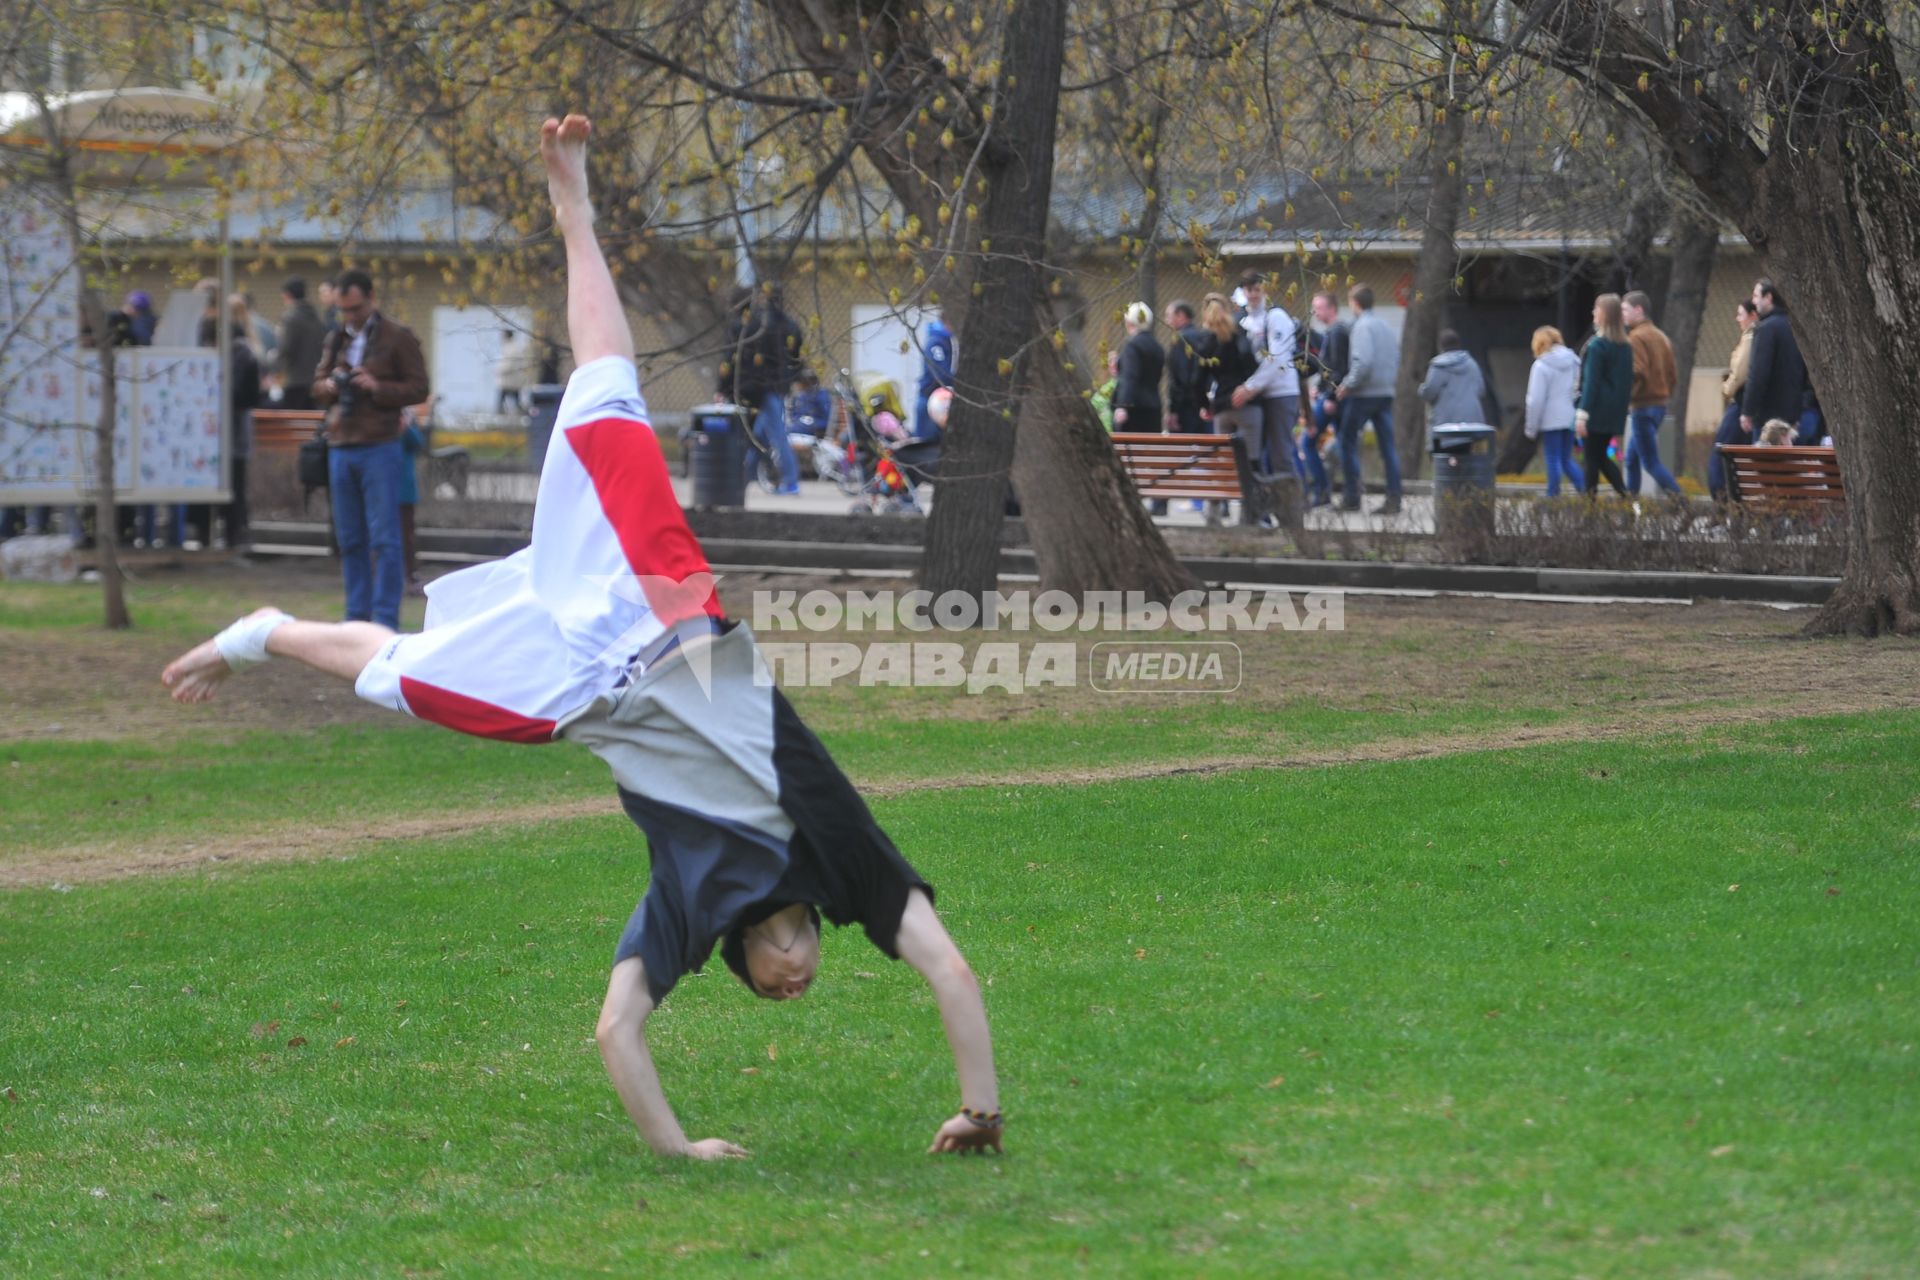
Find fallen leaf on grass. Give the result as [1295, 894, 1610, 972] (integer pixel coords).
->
[1728, 884, 1740, 893]
[335, 1036, 356, 1049]
[1710, 1144, 1735, 1158]
[1262, 1076, 1286, 1090]
[1134, 948, 1147, 960]
[248, 1020, 281, 1040]
[740, 1067, 759, 1075]
[4, 1087, 17, 1103]
[1826, 887, 1841, 896]
[767, 1043, 778, 1062]
[286, 1036, 308, 1048]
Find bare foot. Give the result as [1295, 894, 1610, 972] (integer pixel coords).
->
[540, 114, 593, 219]
[161, 606, 278, 704]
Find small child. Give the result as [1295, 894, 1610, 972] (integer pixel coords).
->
[1759, 418, 1796, 446]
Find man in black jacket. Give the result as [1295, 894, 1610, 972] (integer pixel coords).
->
[1161, 300, 1208, 435]
[722, 287, 806, 494]
[1740, 279, 1809, 440]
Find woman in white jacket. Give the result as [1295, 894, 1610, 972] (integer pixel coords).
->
[1524, 326, 1585, 497]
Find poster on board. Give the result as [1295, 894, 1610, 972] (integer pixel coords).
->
[0, 189, 228, 503]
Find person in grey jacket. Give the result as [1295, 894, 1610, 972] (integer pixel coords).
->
[277, 278, 326, 410]
[1418, 331, 1492, 427]
[1335, 284, 1403, 514]
[1523, 326, 1585, 497]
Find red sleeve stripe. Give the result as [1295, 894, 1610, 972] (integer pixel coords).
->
[399, 676, 557, 744]
[564, 416, 723, 625]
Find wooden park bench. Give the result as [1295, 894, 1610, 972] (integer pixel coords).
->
[1718, 444, 1845, 513]
[1110, 431, 1300, 528]
[254, 407, 470, 500]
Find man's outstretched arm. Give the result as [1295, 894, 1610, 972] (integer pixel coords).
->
[596, 958, 748, 1161]
[162, 609, 391, 704]
[542, 115, 634, 370]
[894, 888, 1004, 1154]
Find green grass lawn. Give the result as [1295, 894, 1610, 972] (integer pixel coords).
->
[1, 697, 1561, 858]
[4, 711, 1917, 1277]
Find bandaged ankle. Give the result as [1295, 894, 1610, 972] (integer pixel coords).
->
[212, 609, 294, 669]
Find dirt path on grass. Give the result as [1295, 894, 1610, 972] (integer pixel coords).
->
[7, 562, 1918, 886]
[9, 691, 1911, 888]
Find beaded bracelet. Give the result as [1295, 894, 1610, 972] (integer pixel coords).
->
[961, 1106, 1004, 1129]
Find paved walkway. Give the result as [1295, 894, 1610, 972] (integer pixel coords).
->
[459, 468, 1449, 534]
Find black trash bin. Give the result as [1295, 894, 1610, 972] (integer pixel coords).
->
[688, 403, 750, 509]
[525, 383, 565, 466]
[1429, 423, 1497, 543]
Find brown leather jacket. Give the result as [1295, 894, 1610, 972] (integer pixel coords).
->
[1626, 321, 1677, 411]
[312, 311, 430, 445]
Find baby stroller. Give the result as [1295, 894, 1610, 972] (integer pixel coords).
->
[831, 370, 940, 515]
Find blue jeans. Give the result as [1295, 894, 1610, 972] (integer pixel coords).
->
[1540, 429, 1585, 497]
[1624, 406, 1681, 494]
[746, 391, 799, 491]
[1312, 395, 1344, 500]
[329, 440, 406, 629]
[1336, 395, 1401, 505]
[1707, 402, 1750, 500]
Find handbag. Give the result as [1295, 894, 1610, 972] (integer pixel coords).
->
[298, 433, 330, 489]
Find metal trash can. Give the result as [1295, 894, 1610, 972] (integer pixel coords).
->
[1429, 422, 1497, 543]
[688, 403, 750, 509]
[525, 384, 565, 466]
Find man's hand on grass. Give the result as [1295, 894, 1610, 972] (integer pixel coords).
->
[680, 1138, 750, 1161]
[928, 1113, 1003, 1156]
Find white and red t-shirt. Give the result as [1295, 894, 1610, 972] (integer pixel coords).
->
[354, 357, 721, 743]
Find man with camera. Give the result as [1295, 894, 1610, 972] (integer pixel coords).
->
[312, 269, 430, 629]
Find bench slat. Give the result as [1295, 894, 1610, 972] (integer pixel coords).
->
[1112, 431, 1246, 501]
[1718, 444, 1846, 506]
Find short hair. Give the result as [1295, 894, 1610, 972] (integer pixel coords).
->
[335, 268, 375, 298]
[1622, 290, 1653, 316]
[1312, 289, 1338, 308]
[1437, 329, 1462, 352]
[1349, 284, 1375, 310]
[1167, 299, 1195, 322]
[1531, 325, 1563, 357]
[1755, 278, 1786, 310]
[720, 905, 823, 995]
[283, 277, 306, 301]
[1737, 299, 1758, 317]
[1759, 419, 1796, 445]
[1238, 268, 1266, 290]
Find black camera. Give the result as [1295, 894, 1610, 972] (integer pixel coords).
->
[330, 366, 357, 411]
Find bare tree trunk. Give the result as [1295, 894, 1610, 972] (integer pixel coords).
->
[1659, 210, 1719, 479]
[1606, 187, 1670, 294]
[1392, 102, 1467, 480]
[1130, 99, 1171, 312]
[918, 0, 1068, 599]
[1765, 155, 1920, 635]
[1010, 342, 1198, 599]
[49, 155, 129, 629]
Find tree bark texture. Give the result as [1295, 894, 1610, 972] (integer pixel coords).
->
[1392, 102, 1467, 479]
[917, 0, 1068, 599]
[1659, 210, 1719, 477]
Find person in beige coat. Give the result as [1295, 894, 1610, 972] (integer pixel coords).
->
[1709, 300, 1760, 501]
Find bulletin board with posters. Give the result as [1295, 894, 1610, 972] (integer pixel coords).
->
[0, 186, 229, 503]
